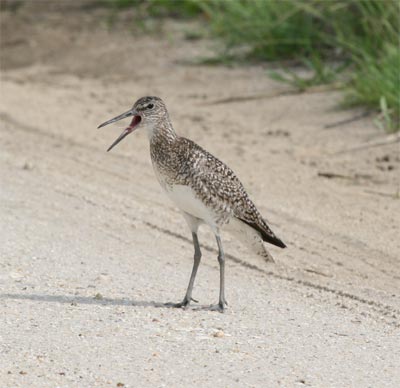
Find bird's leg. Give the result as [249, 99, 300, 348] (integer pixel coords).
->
[209, 235, 228, 312]
[165, 232, 201, 309]
[181, 232, 202, 305]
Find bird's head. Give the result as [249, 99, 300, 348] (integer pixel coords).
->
[98, 96, 168, 151]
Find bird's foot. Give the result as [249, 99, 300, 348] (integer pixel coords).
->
[164, 297, 198, 309]
[208, 299, 228, 313]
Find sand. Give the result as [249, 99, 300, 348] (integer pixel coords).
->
[1, 2, 399, 387]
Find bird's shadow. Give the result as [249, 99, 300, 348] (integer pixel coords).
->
[0, 293, 219, 312]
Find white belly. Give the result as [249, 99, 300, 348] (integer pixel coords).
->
[164, 184, 218, 228]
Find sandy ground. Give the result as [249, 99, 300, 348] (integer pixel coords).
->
[1, 2, 399, 387]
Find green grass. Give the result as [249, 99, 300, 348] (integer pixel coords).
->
[106, 0, 400, 131]
[345, 44, 399, 132]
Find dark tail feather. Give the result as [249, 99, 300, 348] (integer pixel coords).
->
[237, 217, 286, 249]
[262, 232, 286, 248]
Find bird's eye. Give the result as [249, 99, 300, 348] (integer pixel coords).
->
[147, 104, 154, 109]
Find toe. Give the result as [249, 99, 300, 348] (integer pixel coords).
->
[209, 303, 226, 313]
[164, 299, 190, 309]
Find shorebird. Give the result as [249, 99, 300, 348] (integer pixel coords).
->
[98, 96, 286, 312]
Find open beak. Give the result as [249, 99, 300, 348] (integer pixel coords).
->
[97, 109, 141, 152]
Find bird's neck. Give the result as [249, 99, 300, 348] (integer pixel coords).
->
[148, 117, 177, 144]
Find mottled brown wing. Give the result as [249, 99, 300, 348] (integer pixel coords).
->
[183, 139, 286, 249]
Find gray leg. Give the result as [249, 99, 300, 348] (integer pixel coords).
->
[165, 232, 202, 309]
[210, 235, 228, 312]
[182, 232, 202, 304]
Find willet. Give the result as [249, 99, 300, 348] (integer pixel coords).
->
[98, 96, 286, 312]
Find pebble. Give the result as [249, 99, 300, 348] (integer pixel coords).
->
[213, 330, 224, 338]
[22, 161, 34, 170]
